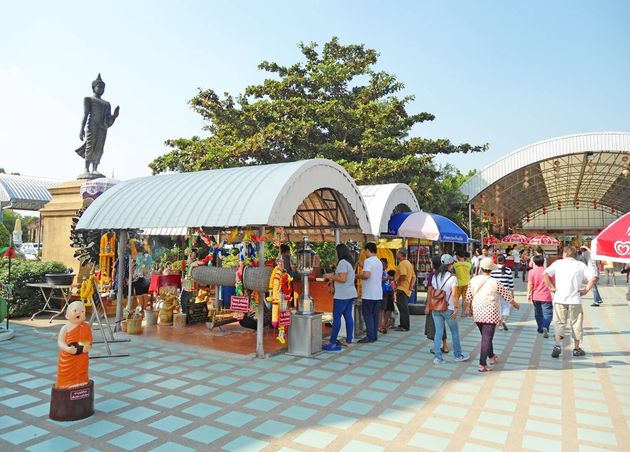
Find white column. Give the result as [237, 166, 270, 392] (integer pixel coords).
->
[115, 230, 127, 332]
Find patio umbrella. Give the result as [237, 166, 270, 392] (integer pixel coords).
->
[483, 236, 501, 245]
[501, 233, 530, 245]
[591, 211, 630, 263]
[529, 235, 560, 246]
[387, 211, 468, 243]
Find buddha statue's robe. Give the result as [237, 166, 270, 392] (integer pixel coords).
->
[56, 322, 93, 388]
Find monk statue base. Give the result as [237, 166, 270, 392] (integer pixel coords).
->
[77, 171, 105, 181]
[49, 379, 94, 421]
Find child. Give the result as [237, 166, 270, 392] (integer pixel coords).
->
[380, 258, 395, 333]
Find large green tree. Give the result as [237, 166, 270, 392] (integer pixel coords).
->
[150, 38, 487, 229]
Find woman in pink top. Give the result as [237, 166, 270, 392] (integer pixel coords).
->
[527, 254, 553, 338]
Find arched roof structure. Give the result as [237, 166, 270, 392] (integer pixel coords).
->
[358, 184, 420, 236]
[460, 132, 630, 230]
[0, 174, 57, 211]
[76, 159, 373, 241]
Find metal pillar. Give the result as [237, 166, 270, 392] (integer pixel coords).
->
[468, 203, 472, 250]
[335, 228, 341, 245]
[256, 226, 265, 358]
[115, 230, 127, 332]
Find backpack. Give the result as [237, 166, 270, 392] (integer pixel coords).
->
[429, 274, 452, 312]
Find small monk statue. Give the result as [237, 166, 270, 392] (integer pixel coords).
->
[56, 301, 93, 388]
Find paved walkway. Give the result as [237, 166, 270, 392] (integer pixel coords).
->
[1, 281, 629, 451]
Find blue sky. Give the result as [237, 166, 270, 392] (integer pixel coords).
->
[2, 1, 629, 181]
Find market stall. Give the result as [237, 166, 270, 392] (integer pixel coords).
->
[76, 159, 373, 357]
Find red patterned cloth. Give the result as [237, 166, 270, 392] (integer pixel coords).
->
[465, 275, 513, 324]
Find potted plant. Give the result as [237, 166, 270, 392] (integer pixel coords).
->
[125, 306, 143, 334]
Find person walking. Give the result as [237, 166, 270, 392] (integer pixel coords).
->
[527, 254, 553, 337]
[425, 255, 448, 354]
[578, 245, 603, 307]
[471, 248, 483, 276]
[520, 249, 529, 282]
[394, 249, 415, 332]
[357, 242, 383, 343]
[490, 255, 514, 331]
[379, 258, 395, 334]
[543, 246, 597, 358]
[512, 247, 521, 278]
[464, 257, 520, 372]
[603, 260, 616, 286]
[322, 244, 357, 351]
[454, 250, 472, 309]
[430, 254, 470, 364]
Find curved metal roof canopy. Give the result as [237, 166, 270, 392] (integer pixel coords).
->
[76, 159, 372, 241]
[358, 184, 420, 236]
[0, 174, 57, 211]
[460, 132, 630, 230]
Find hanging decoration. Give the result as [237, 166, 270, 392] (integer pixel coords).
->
[79, 274, 95, 307]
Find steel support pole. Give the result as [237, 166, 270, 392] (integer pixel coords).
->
[115, 230, 127, 332]
[256, 226, 265, 358]
[468, 202, 473, 251]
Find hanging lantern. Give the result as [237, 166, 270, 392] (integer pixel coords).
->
[525, 211, 530, 222]
[593, 199, 598, 209]
[542, 205, 547, 215]
[557, 200, 562, 210]
[574, 199, 580, 210]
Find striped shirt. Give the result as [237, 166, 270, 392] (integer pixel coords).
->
[490, 265, 514, 291]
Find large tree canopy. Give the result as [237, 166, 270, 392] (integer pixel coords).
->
[150, 38, 486, 227]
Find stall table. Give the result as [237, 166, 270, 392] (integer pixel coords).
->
[148, 273, 182, 293]
[27, 283, 73, 323]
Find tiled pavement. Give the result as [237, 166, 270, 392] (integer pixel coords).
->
[2, 281, 630, 451]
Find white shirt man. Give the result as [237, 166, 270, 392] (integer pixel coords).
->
[544, 246, 597, 358]
[358, 243, 384, 343]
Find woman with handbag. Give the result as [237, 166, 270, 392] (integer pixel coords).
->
[425, 256, 448, 354]
[430, 254, 469, 364]
[464, 257, 520, 372]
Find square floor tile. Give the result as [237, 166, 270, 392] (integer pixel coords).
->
[77, 419, 123, 438]
[303, 393, 336, 407]
[1, 394, 41, 408]
[525, 419, 561, 436]
[101, 382, 134, 393]
[23, 403, 49, 417]
[253, 419, 296, 438]
[19, 378, 53, 389]
[408, 432, 449, 451]
[280, 405, 317, 421]
[0, 415, 22, 429]
[3, 425, 48, 445]
[109, 368, 140, 378]
[423, 417, 460, 434]
[485, 399, 517, 413]
[152, 395, 190, 408]
[96, 398, 129, 413]
[339, 374, 366, 384]
[340, 440, 384, 452]
[269, 387, 300, 399]
[339, 400, 374, 415]
[478, 412, 513, 428]
[394, 396, 426, 410]
[223, 436, 269, 452]
[471, 425, 507, 444]
[405, 385, 437, 398]
[0, 387, 18, 398]
[149, 441, 195, 452]
[182, 402, 221, 418]
[378, 408, 415, 424]
[240, 381, 270, 393]
[382, 372, 409, 382]
[213, 376, 241, 386]
[433, 404, 468, 419]
[184, 425, 228, 444]
[216, 411, 255, 427]
[118, 407, 160, 422]
[232, 368, 261, 377]
[293, 429, 337, 449]
[108, 431, 157, 450]
[213, 391, 247, 404]
[149, 415, 192, 433]
[575, 412, 613, 428]
[361, 422, 401, 441]
[258, 372, 290, 383]
[356, 389, 388, 402]
[182, 384, 217, 396]
[126, 388, 160, 401]
[318, 413, 358, 430]
[321, 383, 351, 395]
[370, 380, 399, 392]
[26, 436, 79, 452]
[243, 397, 280, 412]
[522, 434, 562, 451]
[577, 428, 617, 446]
[288, 377, 318, 389]
[351, 367, 379, 376]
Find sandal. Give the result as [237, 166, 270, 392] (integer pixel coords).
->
[488, 355, 500, 365]
[478, 365, 491, 372]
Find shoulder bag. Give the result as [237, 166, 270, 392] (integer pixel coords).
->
[429, 274, 452, 312]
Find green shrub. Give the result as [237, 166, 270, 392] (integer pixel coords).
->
[0, 223, 9, 248]
[0, 259, 67, 318]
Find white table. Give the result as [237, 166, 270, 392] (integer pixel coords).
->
[27, 283, 73, 322]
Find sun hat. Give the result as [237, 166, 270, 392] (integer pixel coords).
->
[480, 257, 497, 271]
[441, 254, 455, 265]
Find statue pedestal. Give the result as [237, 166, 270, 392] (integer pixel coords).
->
[49, 380, 94, 421]
[40, 180, 88, 279]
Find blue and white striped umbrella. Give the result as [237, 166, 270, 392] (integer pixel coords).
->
[387, 212, 468, 243]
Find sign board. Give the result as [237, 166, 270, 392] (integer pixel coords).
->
[230, 296, 250, 312]
[279, 310, 291, 327]
[70, 388, 91, 401]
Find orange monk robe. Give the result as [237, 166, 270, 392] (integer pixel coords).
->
[56, 322, 93, 388]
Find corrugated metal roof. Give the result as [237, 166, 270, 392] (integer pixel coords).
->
[460, 132, 630, 199]
[0, 174, 57, 210]
[358, 184, 420, 236]
[76, 159, 372, 238]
